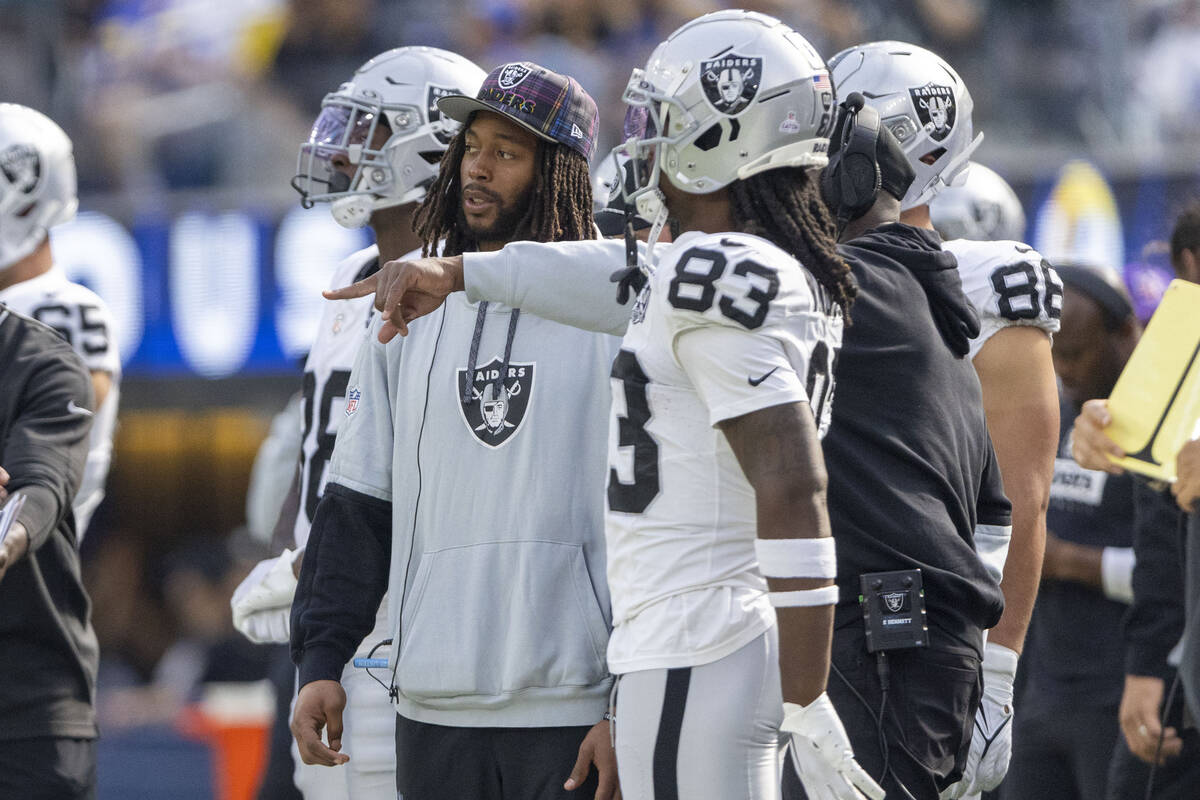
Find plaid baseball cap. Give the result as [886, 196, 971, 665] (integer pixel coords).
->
[437, 61, 598, 161]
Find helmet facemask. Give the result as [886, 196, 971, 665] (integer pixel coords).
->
[292, 93, 449, 229]
[617, 68, 695, 234]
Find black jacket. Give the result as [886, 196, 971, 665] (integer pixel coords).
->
[829, 224, 1009, 655]
[0, 303, 98, 740]
[1123, 481, 1187, 682]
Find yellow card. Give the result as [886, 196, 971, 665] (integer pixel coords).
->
[1104, 279, 1200, 482]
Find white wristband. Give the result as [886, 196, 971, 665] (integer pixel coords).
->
[1100, 546, 1135, 604]
[755, 537, 837, 579]
[769, 585, 839, 607]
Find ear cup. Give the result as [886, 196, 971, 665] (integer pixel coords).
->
[821, 93, 882, 225]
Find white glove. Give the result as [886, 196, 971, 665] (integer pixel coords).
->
[940, 641, 1018, 799]
[783, 692, 885, 800]
[231, 549, 301, 644]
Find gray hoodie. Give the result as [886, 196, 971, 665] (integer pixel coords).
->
[324, 292, 620, 727]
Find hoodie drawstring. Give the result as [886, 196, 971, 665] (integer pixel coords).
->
[461, 302, 522, 403]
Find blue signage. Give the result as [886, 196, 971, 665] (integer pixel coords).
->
[50, 206, 372, 378]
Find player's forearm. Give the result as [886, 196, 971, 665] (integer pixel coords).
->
[463, 239, 638, 336]
[758, 481, 834, 706]
[986, 512, 1044, 653]
[982, 450, 1052, 651]
[1042, 534, 1104, 589]
[722, 402, 835, 705]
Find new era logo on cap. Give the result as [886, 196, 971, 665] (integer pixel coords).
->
[436, 61, 599, 161]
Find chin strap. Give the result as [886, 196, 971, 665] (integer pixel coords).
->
[331, 195, 373, 229]
[610, 193, 668, 306]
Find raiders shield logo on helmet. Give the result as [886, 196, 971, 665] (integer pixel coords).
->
[497, 63, 532, 90]
[457, 358, 534, 448]
[0, 144, 40, 195]
[700, 54, 762, 115]
[427, 84, 459, 145]
[909, 84, 956, 142]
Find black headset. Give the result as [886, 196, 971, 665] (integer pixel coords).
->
[820, 91, 882, 228]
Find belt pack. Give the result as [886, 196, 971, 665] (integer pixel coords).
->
[859, 568, 929, 652]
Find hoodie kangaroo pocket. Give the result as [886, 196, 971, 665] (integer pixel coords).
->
[396, 539, 610, 706]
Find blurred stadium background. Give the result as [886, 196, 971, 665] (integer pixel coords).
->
[3, 0, 1198, 797]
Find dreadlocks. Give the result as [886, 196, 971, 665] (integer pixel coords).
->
[731, 166, 857, 319]
[413, 125, 595, 257]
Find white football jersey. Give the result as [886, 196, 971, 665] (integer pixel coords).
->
[293, 245, 384, 549]
[605, 231, 842, 674]
[0, 266, 120, 537]
[943, 238, 1063, 361]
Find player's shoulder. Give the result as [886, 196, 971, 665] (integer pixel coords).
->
[947, 238, 1062, 349]
[58, 280, 113, 322]
[659, 231, 796, 272]
[4, 268, 110, 312]
[654, 231, 810, 296]
[944, 238, 1046, 272]
[0, 304, 86, 369]
[650, 231, 824, 332]
[327, 244, 382, 291]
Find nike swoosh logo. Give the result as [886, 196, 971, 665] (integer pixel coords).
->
[66, 400, 93, 417]
[748, 367, 779, 387]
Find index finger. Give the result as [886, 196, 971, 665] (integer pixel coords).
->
[0, 466, 9, 485]
[377, 265, 419, 324]
[323, 272, 380, 302]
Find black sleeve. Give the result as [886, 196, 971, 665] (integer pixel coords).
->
[1123, 479, 1187, 680]
[290, 482, 392, 687]
[977, 438, 1013, 527]
[6, 344, 93, 551]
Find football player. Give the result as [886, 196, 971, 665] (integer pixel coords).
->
[929, 162, 1026, 244]
[230, 46, 486, 800]
[0, 104, 119, 540]
[290, 60, 622, 800]
[330, 11, 882, 800]
[831, 42, 1062, 799]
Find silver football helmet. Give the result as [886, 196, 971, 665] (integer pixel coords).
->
[830, 41, 982, 211]
[619, 9, 835, 222]
[293, 47, 485, 229]
[930, 162, 1026, 242]
[0, 104, 78, 270]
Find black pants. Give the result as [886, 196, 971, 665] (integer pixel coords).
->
[783, 624, 981, 800]
[1000, 701, 1118, 800]
[0, 736, 96, 800]
[395, 715, 599, 800]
